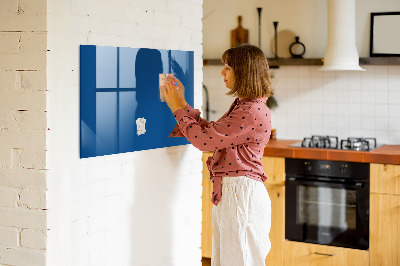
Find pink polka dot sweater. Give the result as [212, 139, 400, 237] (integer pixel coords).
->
[169, 97, 272, 206]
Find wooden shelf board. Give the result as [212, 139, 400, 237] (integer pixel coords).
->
[203, 57, 400, 67]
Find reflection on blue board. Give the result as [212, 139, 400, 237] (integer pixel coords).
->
[80, 45, 194, 158]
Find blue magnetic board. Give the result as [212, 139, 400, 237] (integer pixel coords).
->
[80, 45, 194, 158]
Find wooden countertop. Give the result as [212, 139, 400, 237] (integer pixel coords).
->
[263, 139, 400, 165]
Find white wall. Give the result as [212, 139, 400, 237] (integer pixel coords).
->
[203, 0, 400, 145]
[203, 0, 400, 58]
[46, 0, 203, 266]
[0, 0, 48, 265]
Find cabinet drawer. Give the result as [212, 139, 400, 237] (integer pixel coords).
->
[284, 241, 369, 266]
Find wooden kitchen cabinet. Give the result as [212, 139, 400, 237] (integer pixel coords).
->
[201, 154, 286, 266]
[264, 184, 285, 266]
[284, 241, 369, 266]
[370, 163, 400, 266]
[262, 156, 285, 266]
[201, 152, 213, 258]
[370, 163, 400, 195]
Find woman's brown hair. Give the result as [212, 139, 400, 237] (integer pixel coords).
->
[221, 44, 273, 99]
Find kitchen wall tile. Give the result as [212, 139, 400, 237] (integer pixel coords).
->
[361, 104, 375, 117]
[336, 115, 348, 129]
[336, 90, 349, 103]
[374, 130, 389, 144]
[298, 77, 311, 89]
[348, 90, 362, 103]
[336, 128, 349, 140]
[348, 103, 362, 116]
[322, 70, 335, 78]
[298, 67, 311, 78]
[311, 86, 323, 101]
[362, 116, 375, 130]
[374, 65, 388, 77]
[388, 91, 400, 104]
[285, 66, 298, 77]
[349, 128, 362, 137]
[336, 103, 349, 116]
[349, 116, 362, 129]
[374, 90, 388, 104]
[310, 66, 324, 77]
[335, 72, 349, 90]
[310, 77, 324, 90]
[388, 117, 400, 131]
[387, 65, 400, 76]
[323, 115, 336, 129]
[311, 127, 325, 136]
[374, 117, 389, 130]
[388, 75, 400, 91]
[388, 104, 400, 117]
[388, 131, 400, 143]
[361, 90, 375, 103]
[286, 77, 299, 89]
[204, 65, 400, 144]
[311, 101, 323, 113]
[311, 114, 324, 128]
[362, 128, 375, 138]
[375, 104, 389, 117]
[323, 103, 336, 116]
[348, 71, 362, 90]
[374, 77, 388, 91]
[361, 75, 374, 91]
[323, 86, 336, 103]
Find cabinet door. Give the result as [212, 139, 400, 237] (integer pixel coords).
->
[202, 152, 213, 258]
[261, 156, 285, 185]
[370, 193, 400, 266]
[370, 163, 400, 195]
[264, 185, 284, 266]
[284, 241, 369, 266]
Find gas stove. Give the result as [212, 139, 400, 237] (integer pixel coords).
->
[289, 135, 381, 151]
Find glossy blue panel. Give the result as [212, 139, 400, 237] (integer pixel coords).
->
[119, 91, 137, 153]
[96, 46, 118, 88]
[119, 47, 138, 88]
[96, 92, 118, 156]
[80, 45, 194, 158]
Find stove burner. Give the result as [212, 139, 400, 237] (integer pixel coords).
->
[295, 136, 378, 151]
[340, 137, 377, 151]
[301, 135, 339, 149]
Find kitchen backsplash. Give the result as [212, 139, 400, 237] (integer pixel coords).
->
[203, 65, 400, 144]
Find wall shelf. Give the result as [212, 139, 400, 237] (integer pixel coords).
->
[203, 57, 400, 67]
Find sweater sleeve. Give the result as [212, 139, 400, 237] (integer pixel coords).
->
[169, 104, 211, 137]
[172, 106, 257, 152]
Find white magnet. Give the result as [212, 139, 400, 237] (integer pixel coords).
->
[136, 117, 146, 136]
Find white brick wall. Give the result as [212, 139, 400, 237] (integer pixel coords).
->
[46, 1, 203, 266]
[0, 0, 48, 265]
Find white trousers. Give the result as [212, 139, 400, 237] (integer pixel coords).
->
[212, 176, 271, 266]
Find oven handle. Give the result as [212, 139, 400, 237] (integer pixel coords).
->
[286, 177, 364, 189]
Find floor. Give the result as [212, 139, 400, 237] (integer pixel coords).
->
[202, 257, 211, 266]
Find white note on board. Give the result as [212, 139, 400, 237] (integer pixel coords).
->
[136, 117, 146, 136]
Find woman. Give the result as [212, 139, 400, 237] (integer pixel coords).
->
[162, 44, 273, 266]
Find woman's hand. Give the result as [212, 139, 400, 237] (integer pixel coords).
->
[171, 76, 187, 108]
[161, 77, 185, 113]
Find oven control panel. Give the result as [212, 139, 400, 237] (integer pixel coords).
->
[286, 158, 369, 180]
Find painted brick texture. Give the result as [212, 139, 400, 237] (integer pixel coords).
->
[0, 0, 47, 265]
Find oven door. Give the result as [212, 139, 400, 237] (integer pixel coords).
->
[285, 177, 369, 250]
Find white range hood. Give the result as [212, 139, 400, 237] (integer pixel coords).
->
[320, 0, 365, 71]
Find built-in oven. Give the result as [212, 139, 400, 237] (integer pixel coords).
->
[285, 158, 369, 250]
